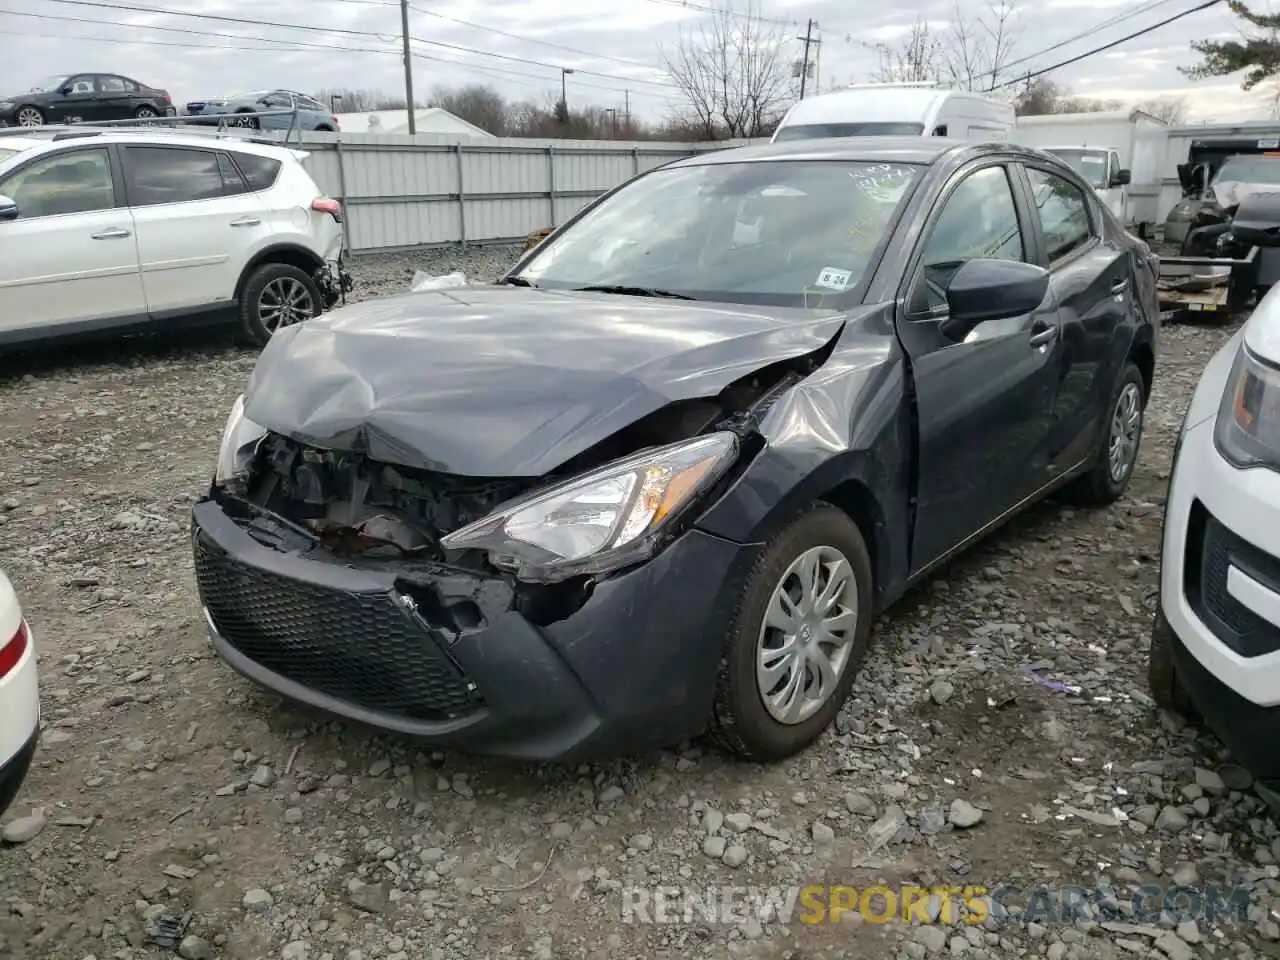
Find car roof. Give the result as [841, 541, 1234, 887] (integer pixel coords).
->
[665, 136, 1049, 170]
[0, 128, 305, 163]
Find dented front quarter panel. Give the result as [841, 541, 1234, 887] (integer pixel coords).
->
[241, 286, 850, 477]
[695, 305, 912, 607]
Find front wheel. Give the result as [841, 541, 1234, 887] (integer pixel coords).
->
[237, 263, 322, 348]
[14, 106, 44, 127]
[233, 112, 260, 129]
[1060, 361, 1146, 506]
[710, 503, 873, 762]
[1149, 608, 1198, 720]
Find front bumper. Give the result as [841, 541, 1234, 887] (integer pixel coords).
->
[1161, 414, 1280, 781]
[192, 496, 754, 761]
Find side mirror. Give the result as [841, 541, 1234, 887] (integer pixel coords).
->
[60, 85, 74, 97]
[1111, 168, 1132, 187]
[939, 258, 1050, 341]
[1229, 191, 1280, 247]
[0, 195, 18, 222]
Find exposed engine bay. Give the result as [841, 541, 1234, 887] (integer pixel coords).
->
[230, 345, 834, 568]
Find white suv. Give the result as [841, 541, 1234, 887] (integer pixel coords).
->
[0, 127, 351, 348]
[0, 568, 38, 821]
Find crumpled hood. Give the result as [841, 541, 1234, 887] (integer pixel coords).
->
[1213, 180, 1280, 208]
[242, 286, 848, 477]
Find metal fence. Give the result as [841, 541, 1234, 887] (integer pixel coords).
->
[292, 133, 754, 254]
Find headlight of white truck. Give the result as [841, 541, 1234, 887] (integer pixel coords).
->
[1215, 343, 1280, 472]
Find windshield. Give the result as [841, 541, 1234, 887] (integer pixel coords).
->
[30, 76, 68, 93]
[1048, 149, 1109, 188]
[773, 122, 925, 142]
[1213, 156, 1280, 185]
[514, 159, 924, 307]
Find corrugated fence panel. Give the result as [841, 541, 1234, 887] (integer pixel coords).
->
[283, 134, 748, 251]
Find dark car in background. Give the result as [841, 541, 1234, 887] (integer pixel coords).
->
[195, 138, 1159, 764]
[0, 74, 175, 128]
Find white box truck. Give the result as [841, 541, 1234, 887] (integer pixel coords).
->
[1010, 108, 1169, 233]
[771, 83, 1015, 144]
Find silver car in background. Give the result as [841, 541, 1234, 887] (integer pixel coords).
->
[184, 90, 339, 132]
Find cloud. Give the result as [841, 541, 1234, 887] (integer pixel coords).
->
[0, 0, 1273, 123]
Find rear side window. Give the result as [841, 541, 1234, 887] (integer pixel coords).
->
[123, 146, 244, 206]
[229, 152, 282, 192]
[217, 153, 248, 195]
[1026, 168, 1093, 262]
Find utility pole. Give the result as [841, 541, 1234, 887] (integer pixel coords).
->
[797, 19, 818, 99]
[400, 0, 416, 134]
[560, 68, 575, 123]
[624, 90, 630, 128]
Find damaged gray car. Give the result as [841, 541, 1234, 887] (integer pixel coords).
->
[193, 137, 1159, 763]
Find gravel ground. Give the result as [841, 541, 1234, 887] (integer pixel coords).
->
[0, 246, 1277, 960]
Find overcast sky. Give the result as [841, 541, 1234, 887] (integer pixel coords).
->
[1, 0, 1275, 125]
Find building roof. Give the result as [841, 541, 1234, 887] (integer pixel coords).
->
[334, 107, 494, 137]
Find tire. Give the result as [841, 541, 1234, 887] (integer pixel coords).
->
[14, 106, 44, 127]
[1148, 608, 1198, 720]
[709, 503, 874, 762]
[234, 111, 260, 130]
[1060, 361, 1146, 506]
[134, 105, 158, 119]
[314, 124, 334, 132]
[237, 263, 322, 348]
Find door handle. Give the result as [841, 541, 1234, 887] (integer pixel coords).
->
[230, 217, 261, 227]
[1029, 322, 1058, 348]
[1110, 278, 1129, 295]
[90, 227, 131, 239]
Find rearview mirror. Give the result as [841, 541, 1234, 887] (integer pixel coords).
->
[939, 258, 1050, 341]
[1229, 192, 1280, 247]
[1111, 168, 1131, 187]
[0, 195, 18, 223]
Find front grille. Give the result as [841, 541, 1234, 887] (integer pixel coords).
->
[1186, 501, 1280, 658]
[194, 528, 484, 722]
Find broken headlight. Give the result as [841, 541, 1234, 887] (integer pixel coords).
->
[1215, 343, 1280, 472]
[214, 394, 268, 486]
[440, 432, 738, 582]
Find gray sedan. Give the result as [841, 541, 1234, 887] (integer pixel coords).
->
[184, 90, 338, 131]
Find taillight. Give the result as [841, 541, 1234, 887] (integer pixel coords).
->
[311, 197, 343, 223]
[331, 115, 339, 127]
[0, 621, 28, 680]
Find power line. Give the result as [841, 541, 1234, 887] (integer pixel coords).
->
[997, 0, 1183, 74]
[641, 0, 796, 28]
[989, 0, 1224, 89]
[39, 0, 677, 88]
[1, 9, 674, 101]
[406, 3, 659, 71]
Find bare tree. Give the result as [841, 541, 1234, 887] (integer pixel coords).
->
[427, 84, 510, 135]
[659, 0, 791, 140]
[313, 88, 407, 112]
[1135, 95, 1188, 124]
[943, 0, 1021, 91]
[870, 18, 944, 83]
[1012, 75, 1122, 115]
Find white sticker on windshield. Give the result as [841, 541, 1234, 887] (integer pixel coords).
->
[814, 267, 852, 291]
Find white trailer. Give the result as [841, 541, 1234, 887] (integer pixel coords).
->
[1010, 108, 1169, 232]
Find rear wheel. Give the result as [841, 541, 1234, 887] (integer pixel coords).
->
[709, 504, 873, 762]
[134, 105, 158, 119]
[237, 263, 321, 348]
[1060, 361, 1145, 506]
[234, 111, 260, 130]
[15, 106, 43, 127]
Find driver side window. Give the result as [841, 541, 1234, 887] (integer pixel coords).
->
[908, 165, 1025, 315]
[66, 76, 95, 96]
